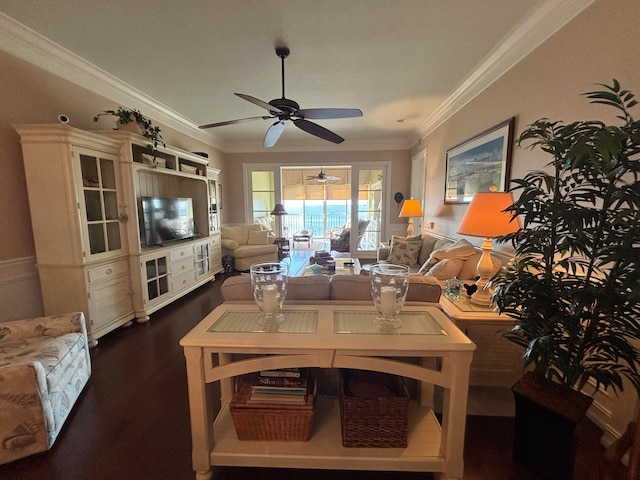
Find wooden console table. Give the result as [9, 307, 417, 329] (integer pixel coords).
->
[180, 304, 475, 480]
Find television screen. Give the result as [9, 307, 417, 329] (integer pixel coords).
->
[141, 196, 195, 246]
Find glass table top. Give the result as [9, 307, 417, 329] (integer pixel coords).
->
[443, 292, 499, 313]
[207, 308, 447, 336]
[208, 310, 318, 333]
[334, 311, 447, 335]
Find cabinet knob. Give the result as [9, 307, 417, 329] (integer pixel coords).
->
[106, 269, 112, 275]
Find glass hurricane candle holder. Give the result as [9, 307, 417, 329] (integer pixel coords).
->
[369, 263, 410, 329]
[250, 262, 288, 325]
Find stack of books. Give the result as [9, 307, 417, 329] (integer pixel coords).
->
[309, 250, 333, 266]
[247, 368, 309, 404]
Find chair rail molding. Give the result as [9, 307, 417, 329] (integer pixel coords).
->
[0, 256, 43, 321]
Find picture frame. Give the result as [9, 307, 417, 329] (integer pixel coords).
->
[444, 117, 515, 204]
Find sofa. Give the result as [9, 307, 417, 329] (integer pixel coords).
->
[221, 224, 279, 271]
[220, 272, 442, 305]
[376, 232, 502, 283]
[0, 312, 91, 464]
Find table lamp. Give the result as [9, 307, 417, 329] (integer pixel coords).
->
[399, 198, 423, 236]
[270, 203, 287, 238]
[456, 189, 521, 305]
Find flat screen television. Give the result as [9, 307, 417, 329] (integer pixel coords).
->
[141, 196, 195, 246]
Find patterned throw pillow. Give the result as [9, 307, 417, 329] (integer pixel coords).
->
[386, 236, 421, 266]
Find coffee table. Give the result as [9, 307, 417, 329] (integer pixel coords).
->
[180, 304, 475, 480]
[300, 257, 361, 276]
[292, 230, 313, 248]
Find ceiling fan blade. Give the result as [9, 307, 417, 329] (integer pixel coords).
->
[264, 121, 286, 148]
[296, 108, 363, 120]
[199, 116, 272, 129]
[235, 93, 283, 114]
[293, 119, 344, 144]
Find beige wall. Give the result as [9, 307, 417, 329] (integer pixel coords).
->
[0, 50, 224, 262]
[418, 0, 640, 242]
[414, 0, 638, 442]
[223, 150, 411, 226]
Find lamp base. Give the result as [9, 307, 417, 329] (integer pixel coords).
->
[469, 285, 493, 306]
[406, 218, 414, 236]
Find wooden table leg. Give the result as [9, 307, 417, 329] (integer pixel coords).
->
[184, 346, 213, 479]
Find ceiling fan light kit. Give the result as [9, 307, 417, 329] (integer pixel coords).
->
[199, 46, 362, 147]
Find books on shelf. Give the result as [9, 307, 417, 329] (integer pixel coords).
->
[258, 367, 303, 378]
[246, 368, 310, 404]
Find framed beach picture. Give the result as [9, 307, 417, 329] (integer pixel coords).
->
[444, 117, 514, 203]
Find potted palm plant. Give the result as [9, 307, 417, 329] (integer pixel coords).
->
[493, 80, 640, 480]
[93, 107, 165, 157]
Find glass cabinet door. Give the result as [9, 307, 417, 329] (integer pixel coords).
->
[77, 149, 125, 258]
[144, 256, 169, 302]
[194, 242, 210, 277]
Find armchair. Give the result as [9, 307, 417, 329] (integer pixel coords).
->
[0, 312, 91, 464]
[329, 219, 370, 253]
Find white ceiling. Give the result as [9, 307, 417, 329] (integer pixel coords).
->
[0, 1, 594, 152]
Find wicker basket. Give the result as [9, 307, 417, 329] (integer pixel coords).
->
[338, 369, 410, 447]
[230, 376, 316, 441]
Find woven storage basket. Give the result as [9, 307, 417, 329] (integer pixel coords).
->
[230, 375, 316, 441]
[338, 369, 410, 447]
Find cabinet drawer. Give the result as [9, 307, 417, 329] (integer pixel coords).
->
[171, 270, 196, 293]
[209, 235, 221, 247]
[88, 276, 133, 326]
[169, 246, 194, 262]
[171, 257, 195, 276]
[87, 260, 129, 284]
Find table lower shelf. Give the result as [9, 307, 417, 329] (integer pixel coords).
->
[210, 397, 446, 472]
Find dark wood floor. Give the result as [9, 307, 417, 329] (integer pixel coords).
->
[0, 273, 620, 480]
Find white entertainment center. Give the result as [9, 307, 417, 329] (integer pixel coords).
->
[16, 124, 222, 346]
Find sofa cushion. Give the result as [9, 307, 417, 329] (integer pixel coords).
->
[330, 275, 371, 301]
[287, 276, 331, 301]
[232, 244, 278, 259]
[221, 225, 250, 245]
[418, 235, 442, 265]
[339, 228, 351, 240]
[387, 235, 421, 266]
[0, 333, 86, 390]
[248, 230, 269, 245]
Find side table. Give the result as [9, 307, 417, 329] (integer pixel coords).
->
[439, 293, 524, 387]
[274, 237, 290, 260]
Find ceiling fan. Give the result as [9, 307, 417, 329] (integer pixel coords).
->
[307, 168, 340, 183]
[199, 46, 363, 147]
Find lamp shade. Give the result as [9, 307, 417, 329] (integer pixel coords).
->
[457, 191, 521, 238]
[399, 198, 423, 218]
[270, 203, 287, 216]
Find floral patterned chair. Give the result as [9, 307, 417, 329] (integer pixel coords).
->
[0, 312, 91, 464]
[329, 219, 370, 253]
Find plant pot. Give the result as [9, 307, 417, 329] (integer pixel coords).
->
[511, 372, 593, 480]
[116, 116, 144, 135]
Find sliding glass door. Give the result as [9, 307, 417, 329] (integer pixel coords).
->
[244, 163, 389, 258]
[351, 165, 386, 256]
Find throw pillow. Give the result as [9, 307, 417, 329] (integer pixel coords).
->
[386, 236, 421, 266]
[424, 258, 464, 279]
[339, 228, 351, 240]
[248, 230, 269, 245]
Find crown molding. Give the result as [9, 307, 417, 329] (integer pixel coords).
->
[0, 13, 224, 149]
[413, 0, 596, 145]
[223, 134, 411, 153]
